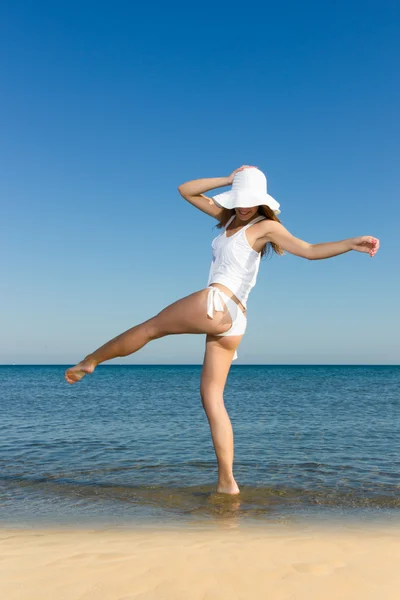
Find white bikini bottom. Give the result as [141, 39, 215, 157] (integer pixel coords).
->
[206, 286, 247, 360]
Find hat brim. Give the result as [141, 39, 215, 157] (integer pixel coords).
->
[212, 190, 281, 215]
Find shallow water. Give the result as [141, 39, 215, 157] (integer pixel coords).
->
[1, 365, 399, 528]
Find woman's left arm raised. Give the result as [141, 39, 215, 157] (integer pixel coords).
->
[261, 221, 380, 259]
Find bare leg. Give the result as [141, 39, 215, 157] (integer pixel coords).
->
[65, 286, 244, 496]
[65, 288, 233, 384]
[200, 333, 244, 495]
[64, 322, 153, 383]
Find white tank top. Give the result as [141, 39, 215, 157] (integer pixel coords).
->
[207, 214, 266, 308]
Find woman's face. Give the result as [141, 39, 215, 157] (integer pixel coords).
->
[235, 206, 259, 221]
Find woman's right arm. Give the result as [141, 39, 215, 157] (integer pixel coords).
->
[178, 176, 230, 220]
[178, 166, 253, 219]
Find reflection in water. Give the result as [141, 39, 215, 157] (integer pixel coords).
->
[205, 492, 242, 528]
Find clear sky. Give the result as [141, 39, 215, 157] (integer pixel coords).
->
[1, 1, 399, 365]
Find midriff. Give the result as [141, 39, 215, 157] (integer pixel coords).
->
[208, 283, 247, 315]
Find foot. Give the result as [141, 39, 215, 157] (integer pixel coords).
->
[65, 358, 96, 384]
[216, 478, 240, 495]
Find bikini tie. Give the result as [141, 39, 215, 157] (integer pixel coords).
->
[207, 287, 225, 319]
[206, 287, 238, 361]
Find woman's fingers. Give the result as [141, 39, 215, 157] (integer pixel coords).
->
[368, 236, 380, 257]
[237, 165, 257, 171]
[353, 235, 380, 256]
[227, 165, 257, 183]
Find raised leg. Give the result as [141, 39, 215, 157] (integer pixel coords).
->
[200, 333, 244, 495]
[65, 287, 233, 384]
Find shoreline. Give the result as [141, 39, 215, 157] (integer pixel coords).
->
[1, 507, 399, 530]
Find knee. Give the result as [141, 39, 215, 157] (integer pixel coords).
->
[144, 317, 163, 341]
[200, 385, 225, 414]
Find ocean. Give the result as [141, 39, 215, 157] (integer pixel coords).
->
[1, 365, 399, 529]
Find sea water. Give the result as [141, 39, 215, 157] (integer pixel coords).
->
[1, 365, 399, 528]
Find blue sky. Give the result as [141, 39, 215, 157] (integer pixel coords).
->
[1, 1, 398, 364]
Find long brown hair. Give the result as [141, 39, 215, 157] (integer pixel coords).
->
[215, 205, 284, 258]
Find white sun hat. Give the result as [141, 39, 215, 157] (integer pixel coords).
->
[212, 167, 281, 215]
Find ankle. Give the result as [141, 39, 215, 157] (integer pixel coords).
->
[218, 473, 236, 485]
[83, 355, 98, 368]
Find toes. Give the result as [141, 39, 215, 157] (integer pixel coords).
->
[65, 363, 94, 384]
[65, 369, 78, 384]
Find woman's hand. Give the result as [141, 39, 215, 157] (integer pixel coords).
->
[351, 236, 380, 257]
[227, 165, 256, 184]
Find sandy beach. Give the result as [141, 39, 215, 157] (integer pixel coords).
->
[1, 522, 400, 600]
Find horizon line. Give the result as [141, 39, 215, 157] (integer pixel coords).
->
[1, 364, 399, 368]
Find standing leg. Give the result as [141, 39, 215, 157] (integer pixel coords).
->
[200, 333, 244, 495]
[65, 288, 233, 384]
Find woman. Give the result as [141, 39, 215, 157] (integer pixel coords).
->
[65, 165, 380, 495]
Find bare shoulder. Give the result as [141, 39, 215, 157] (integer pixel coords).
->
[256, 218, 281, 241]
